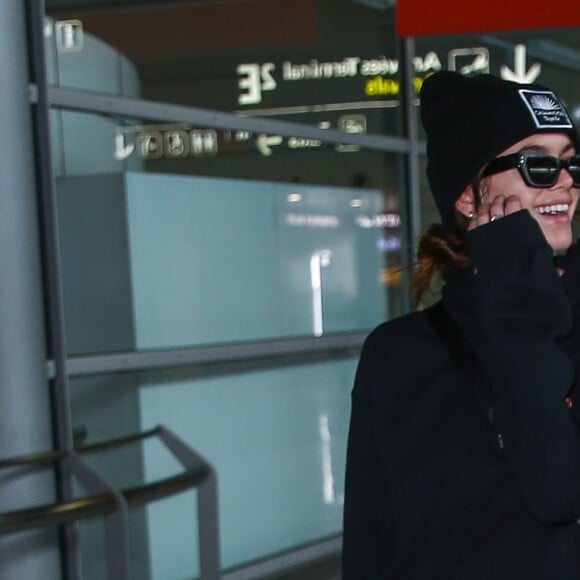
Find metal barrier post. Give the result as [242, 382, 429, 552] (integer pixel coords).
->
[197, 472, 221, 580]
[0, 426, 220, 580]
[66, 452, 131, 580]
[158, 426, 221, 580]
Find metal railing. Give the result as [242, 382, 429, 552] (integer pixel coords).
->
[0, 425, 220, 580]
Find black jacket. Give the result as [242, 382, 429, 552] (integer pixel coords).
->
[342, 211, 580, 579]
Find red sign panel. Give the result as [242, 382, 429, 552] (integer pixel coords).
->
[397, 0, 580, 37]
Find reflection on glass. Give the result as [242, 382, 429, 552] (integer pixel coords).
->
[319, 413, 339, 506]
[310, 250, 332, 337]
[45, 1, 400, 134]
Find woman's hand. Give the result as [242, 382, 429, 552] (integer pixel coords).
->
[468, 194, 523, 231]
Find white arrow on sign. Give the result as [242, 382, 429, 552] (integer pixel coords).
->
[114, 133, 135, 161]
[256, 134, 283, 156]
[500, 44, 541, 84]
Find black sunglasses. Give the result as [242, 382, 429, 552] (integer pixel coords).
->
[482, 151, 580, 188]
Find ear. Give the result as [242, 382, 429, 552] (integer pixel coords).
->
[454, 186, 476, 219]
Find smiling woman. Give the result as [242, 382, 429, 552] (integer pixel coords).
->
[343, 72, 580, 579]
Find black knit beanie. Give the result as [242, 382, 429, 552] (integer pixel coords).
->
[420, 71, 580, 223]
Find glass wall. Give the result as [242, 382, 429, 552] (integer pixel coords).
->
[71, 354, 356, 577]
[40, 1, 410, 578]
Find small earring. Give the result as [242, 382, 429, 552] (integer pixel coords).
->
[468, 212, 475, 220]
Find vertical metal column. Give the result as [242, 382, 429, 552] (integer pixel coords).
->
[400, 36, 422, 311]
[0, 1, 61, 579]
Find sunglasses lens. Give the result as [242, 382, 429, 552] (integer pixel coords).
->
[524, 156, 560, 186]
[567, 156, 580, 186]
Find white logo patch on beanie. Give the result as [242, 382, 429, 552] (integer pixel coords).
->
[518, 89, 573, 129]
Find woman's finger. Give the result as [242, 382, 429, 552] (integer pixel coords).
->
[505, 195, 522, 215]
[488, 195, 506, 222]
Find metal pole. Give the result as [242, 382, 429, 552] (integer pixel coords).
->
[159, 427, 221, 579]
[400, 36, 422, 311]
[26, 0, 80, 575]
[0, 1, 61, 579]
[67, 452, 131, 580]
[197, 474, 221, 580]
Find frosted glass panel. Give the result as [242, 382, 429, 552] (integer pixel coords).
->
[56, 171, 390, 354]
[126, 173, 279, 347]
[139, 356, 356, 576]
[126, 172, 386, 348]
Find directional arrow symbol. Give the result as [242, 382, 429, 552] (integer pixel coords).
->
[500, 44, 541, 84]
[256, 134, 283, 156]
[114, 133, 135, 160]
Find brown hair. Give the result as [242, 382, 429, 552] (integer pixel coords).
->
[410, 175, 486, 309]
[410, 220, 470, 309]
